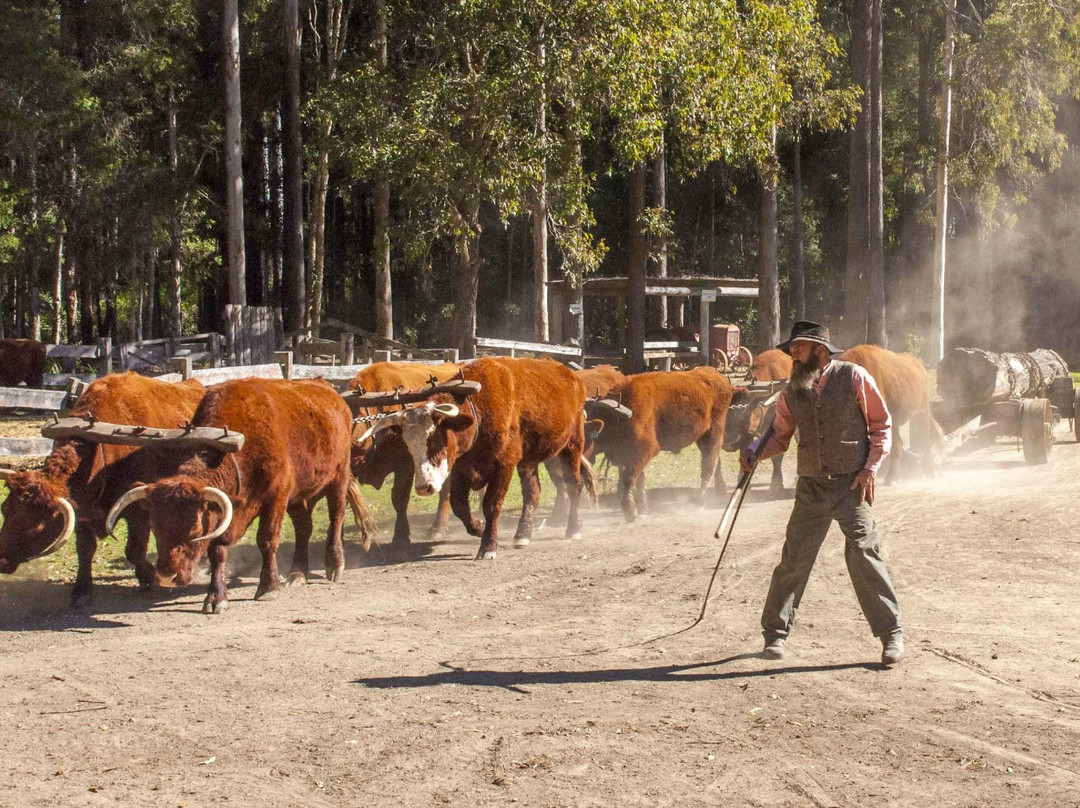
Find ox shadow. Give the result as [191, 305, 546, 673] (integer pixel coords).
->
[0, 576, 145, 632]
[354, 655, 879, 694]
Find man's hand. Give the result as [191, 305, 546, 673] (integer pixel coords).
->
[851, 468, 876, 505]
[739, 447, 757, 474]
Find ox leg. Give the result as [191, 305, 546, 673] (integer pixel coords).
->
[253, 503, 286, 601]
[770, 455, 786, 497]
[123, 510, 156, 592]
[697, 434, 725, 506]
[559, 449, 585, 541]
[477, 463, 516, 560]
[202, 540, 231, 615]
[71, 524, 97, 608]
[450, 468, 483, 538]
[429, 487, 453, 541]
[619, 464, 647, 523]
[513, 463, 541, 548]
[390, 467, 414, 546]
[286, 504, 313, 586]
[323, 480, 347, 582]
[888, 431, 904, 484]
[547, 459, 569, 526]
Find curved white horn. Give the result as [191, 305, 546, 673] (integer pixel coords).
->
[354, 412, 405, 446]
[193, 487, 234, 543]
[54, 497, 76, 548]
[432, 403, 460, 417]
[106, 485, 150, 536]
[0, 468, 18, 481]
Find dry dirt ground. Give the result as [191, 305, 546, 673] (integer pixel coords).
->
[2, 425, 1080, 807]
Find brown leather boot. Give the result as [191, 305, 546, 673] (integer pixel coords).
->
[762, 636, 786, 660]
[881, 631, 904, 666]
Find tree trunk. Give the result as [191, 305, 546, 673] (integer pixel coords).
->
[938, 348, 1070, 407]
[844, 0, 872, 345]
[283, 0, 306, 334]
[307, 130, 329, 334]
[129, 245, 143, 342]
[756, 127, 781, 352]
[531, 23, 549, 343]
[650, 133, 668, 330]
[866, 0, 887, 346]
[372, 0, 392, 339]
[451, 200, 481, 358]
[931, 0, 956, 365]
[792, 130, 806, 321]
[627, 163, 647, 374]
[168, 87, 183, 339]
[273, 109, 285, 305]
[52, 219, 63, 344]
[223, 0, 246, 306]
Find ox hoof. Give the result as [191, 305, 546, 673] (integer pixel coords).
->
[477, 550, 497, 561]
[426, 527, 445, 541]
[566, 531, 583, 541]
[286, 571, 307, 588]
[513, 537, 531, 548]
[254, 585, 282, 601]
[202, 596, 228, 615]
[326, 565, 345, 583]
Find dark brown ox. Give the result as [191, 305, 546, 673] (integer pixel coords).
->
[838, 344, 946, 479]
[0, 339, 47, 388]
[365, 357, 595, 559]
[723, 349, 792, 495]
[587, 367, 733, 521]
[0, 372, 205, 605]
[107, 377, 374, 614]
[349, 362, 461, 546]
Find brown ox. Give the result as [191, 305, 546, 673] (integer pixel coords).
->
[723, 349, 792, 495]
[365, 357, 595, 559]
[0, 372, 205, 605]
[349, 362, 461, 546]
[838, 344, 946, 479]
[587, 367, 733, 521]
[107, 377, 373, 614]
[0, 338, 47, 388]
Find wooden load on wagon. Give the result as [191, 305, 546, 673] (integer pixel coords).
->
[934, 347, 1077, 465]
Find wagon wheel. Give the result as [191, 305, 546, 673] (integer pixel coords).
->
[711, 349, 730, 373]
[1021, 398, 1054, 465]
[732, 346, 753, 373]
[1074, 388, 1080, 443]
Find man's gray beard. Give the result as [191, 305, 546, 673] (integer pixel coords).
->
[790, 361, 821, 393]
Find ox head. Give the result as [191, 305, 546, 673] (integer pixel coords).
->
[722, 388, 771, 452]
[106, 479, 231, 586]
[582, 398, 632, 461]
[0, 461, 77, 575]
[356, 400, 474, 496]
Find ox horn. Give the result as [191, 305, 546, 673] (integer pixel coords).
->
[192, 487, 233, 543]
[106, 485, 150, 536]
[431, 403, 459, 417]
[0, 468, 18, 481]
[354, 412, 405, 446]
[54, 496, 76, 549]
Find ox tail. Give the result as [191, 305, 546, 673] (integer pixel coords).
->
[347, 478, 378, 552]
[580, 456, 598, 506]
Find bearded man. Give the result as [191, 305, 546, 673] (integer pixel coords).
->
[741, 321, 904, 666]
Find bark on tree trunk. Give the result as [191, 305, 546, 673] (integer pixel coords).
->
[627, 163, 648, 374]
[650, 133, 668, 330]
[168, 87, 183, 339]
[938, 348, 1070, 407]
[372, 0, 392, 339]
[307, 130, 329, 334]
[844, 0, 872, 345]
[451, 200, 481, 359]
[866, 0, 887, 346]
[931, 0, 956, 365]
[756, 127, 781, 352]
[283, 0, 306, 334]
[792, 130, 806, 321]
[224, 0, 246, 306]
[52, 219, 63, 344]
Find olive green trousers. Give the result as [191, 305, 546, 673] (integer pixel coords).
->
[761, 473, 902, 641]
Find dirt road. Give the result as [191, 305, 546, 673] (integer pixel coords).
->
[2, 426, 1079, 807]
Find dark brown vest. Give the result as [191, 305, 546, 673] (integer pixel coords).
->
[787, 361, 870, 477]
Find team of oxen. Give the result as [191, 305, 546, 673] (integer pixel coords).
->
[0, 344, 945, 612]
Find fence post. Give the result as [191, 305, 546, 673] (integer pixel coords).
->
[210, 333, 223, 368]
[338, 333, 355, 366]
[274, 350, 294, 380]
[169, 356, 193, 380]
[98, 337, 113, 377]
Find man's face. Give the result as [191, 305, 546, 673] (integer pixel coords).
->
[790, 340, 826, 371]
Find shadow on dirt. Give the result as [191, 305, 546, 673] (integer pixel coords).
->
[353, 654, 881, 693]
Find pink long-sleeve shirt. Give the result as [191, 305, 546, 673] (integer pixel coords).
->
[752, 360, 892, 475]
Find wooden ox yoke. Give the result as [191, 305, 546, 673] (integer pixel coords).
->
[41, 415, 245, 453]
[341, 378, 482, 415]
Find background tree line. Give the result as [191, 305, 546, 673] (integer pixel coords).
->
[1, 0, 1079, 365]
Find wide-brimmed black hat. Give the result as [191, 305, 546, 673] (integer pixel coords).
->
[776, 320, 841, 355]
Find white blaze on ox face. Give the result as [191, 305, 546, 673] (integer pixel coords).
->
[396, 403, 454, 496]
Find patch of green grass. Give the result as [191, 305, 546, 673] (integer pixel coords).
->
[3, 448, 743, 583]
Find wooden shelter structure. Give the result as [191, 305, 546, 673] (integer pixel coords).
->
[546, 276, 759, 371]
